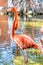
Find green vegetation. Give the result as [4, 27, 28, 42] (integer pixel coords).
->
[13, 49, 43, 65]
[19, 21, 43, 27]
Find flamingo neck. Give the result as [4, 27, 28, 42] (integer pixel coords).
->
[11, 7, 18, 38]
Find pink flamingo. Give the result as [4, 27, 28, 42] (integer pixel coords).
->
[7, 6, 42, 63]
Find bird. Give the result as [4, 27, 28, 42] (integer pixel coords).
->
[7, 5, 42, 63]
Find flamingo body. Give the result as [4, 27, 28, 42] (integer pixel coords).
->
[13, 34, 39, 50]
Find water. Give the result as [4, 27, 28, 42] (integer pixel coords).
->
[0, 47, 13, 65]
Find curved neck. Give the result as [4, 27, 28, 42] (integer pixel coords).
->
[10, 6, 18, 38]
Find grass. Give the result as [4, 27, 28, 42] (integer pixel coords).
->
[13, 56, 43, 65]
[19, 21, 43, 27]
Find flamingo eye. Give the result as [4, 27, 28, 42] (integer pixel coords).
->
[5, 11, 9, 15]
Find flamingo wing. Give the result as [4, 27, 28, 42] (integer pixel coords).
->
[22, 34, 39, 49]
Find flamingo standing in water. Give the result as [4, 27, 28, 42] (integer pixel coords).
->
[7, 5, 42, 63]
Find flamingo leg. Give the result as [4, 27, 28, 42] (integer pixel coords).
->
[22, 49, 28, 64]
[16, 44, 18, 56]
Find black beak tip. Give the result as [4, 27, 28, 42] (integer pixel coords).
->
[5, 11, 9, 15]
